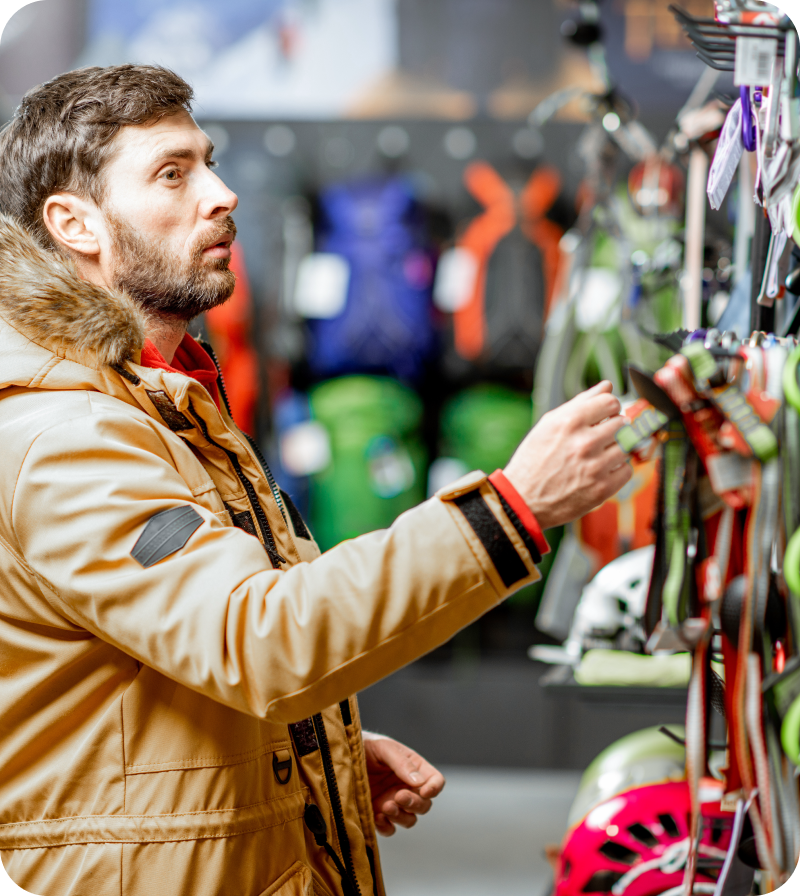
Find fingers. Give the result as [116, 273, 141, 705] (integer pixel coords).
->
[374, 793, 423, 832]
[391, 810, 418, 829]
[591, 459, 632, 504]
[402, 793, 433, 815]
[373, 785, 433, 819]
[590, 414, 628, 446]
[378, 804, 418, 829]
[374, 813, 396, 837]
[368, 736, 445, 796]
[568, 391, 622, 428]
[607, 459, 633, 492]
[417, 766, 446, 799]
[575, 380, 614, 398]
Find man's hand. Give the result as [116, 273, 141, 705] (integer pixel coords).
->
[504, 381, 632, 530]
[362, 732, 445, 837]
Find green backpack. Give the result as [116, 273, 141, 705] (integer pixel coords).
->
[437, 384, 559, 607]
[439, 384, 533, 475]
[308, 376, 426, 551]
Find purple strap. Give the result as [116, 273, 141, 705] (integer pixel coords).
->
[740, 86, 756, 151]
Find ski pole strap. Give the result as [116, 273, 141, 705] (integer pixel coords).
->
[681, 340, 719, 386]
[710, 383, 779, 462]
[699, 505, 734, 603]
[615, 398, 669, 454]
[753, 460, 780, 641]
[655, 356, 751, 508]
[662, 425, 690, 628]
[681, 342, 778, 461]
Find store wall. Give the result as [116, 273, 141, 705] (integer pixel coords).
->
[0, 0, 86, 114]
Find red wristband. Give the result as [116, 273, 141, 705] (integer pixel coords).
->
[488, 469, 550, 557]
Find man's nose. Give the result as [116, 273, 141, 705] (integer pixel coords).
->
[199, 171, 239, 220]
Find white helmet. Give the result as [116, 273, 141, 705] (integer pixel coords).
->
[564, 545, 655, 657]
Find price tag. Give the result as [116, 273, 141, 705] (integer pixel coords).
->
[293, 253, 349, 319]
[432, 247, 478, 312]
[734, 36, 776, 86]
[707, 98, 744, 210]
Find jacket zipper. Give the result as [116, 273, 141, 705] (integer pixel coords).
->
[187, 402, 285, 568]
[199, 340, 287, 524]
[303, 804, 359, 896]
[312, 713, 362, 896]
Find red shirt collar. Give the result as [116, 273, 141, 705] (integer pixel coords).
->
[140, 334, 220, 406]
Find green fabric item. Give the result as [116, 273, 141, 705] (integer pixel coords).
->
[681, 341, 719, 383]
[309, 376, 426, 551]
[574, 649, 692, 687]
[440, 384, 533, 474]
[440, 384, 534, 607]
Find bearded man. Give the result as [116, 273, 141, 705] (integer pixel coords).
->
[0, 65, 631, 896]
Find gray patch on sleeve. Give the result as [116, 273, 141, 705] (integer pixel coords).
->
[131, 505, 203, 568]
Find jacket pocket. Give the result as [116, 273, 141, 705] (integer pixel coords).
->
[259, 861, 313, 896]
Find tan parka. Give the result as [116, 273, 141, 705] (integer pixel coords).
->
[0, 215, 542, 896]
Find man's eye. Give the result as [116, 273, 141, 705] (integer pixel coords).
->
[163, 169, 180, 181]
[207, 160, 218, 169]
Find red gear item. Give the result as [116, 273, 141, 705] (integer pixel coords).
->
[654, 355, 751, 509]
[556, 781, 732, 896]
[205, 242, 260, 435]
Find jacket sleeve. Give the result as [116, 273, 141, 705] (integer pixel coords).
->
[10, 401, 540, 723]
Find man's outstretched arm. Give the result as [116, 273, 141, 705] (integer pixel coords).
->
[10, 384, 628, 724]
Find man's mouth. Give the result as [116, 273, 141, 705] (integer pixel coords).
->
[201, 234, 234, 259]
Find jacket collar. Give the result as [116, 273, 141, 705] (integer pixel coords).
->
[0, 213, 146, 370]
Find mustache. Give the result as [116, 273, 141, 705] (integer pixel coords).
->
[193, 217, 237, 256]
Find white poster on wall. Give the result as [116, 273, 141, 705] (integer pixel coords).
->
[80, 0, 397, 119]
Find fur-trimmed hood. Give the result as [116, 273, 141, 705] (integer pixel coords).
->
[0, 213, 145, 369]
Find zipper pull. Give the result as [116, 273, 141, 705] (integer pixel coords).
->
[303, 805, 359, 896]
[303, 803, 328, 846]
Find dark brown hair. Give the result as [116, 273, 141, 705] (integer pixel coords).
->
[0, 64, 194, 249]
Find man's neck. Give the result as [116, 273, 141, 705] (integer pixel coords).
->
[71, 256, 190, 364]
[145, 314, 189, 365]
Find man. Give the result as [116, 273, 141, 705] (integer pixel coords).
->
[0, 65, 631, 896]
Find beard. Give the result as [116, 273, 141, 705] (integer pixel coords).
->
[105, 211, 237, 320]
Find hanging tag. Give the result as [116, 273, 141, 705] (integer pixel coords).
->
[614, 398, 669, 455]
[432, 247, 478, 312]
[708, 99, 745, 211]
[293, 253, 350, 318]
[279, 420, 332, 476]
[766, 229, 788, 298]
[734, 37, 777, 87]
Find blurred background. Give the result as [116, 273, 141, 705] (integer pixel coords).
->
[0, 2, 738, 894]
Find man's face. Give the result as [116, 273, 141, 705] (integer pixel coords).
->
[96, 110, 239, 319]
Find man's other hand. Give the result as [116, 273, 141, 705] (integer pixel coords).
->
[504, 381, 632, 530]
[362, 732, 445, 836]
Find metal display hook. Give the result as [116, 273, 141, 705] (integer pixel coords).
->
[670, 4, 788, 72]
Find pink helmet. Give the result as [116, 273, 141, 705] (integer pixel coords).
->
[555, 728, 733, 896]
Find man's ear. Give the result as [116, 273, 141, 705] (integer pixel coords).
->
[42, 194, 104, 258]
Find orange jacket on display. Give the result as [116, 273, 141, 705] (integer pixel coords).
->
[454, 161, 564, 360]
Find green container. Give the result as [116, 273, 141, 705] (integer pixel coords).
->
[440, 384, 538, 607]
[309, 376, 426, 550]
[440, 384, 533, 474]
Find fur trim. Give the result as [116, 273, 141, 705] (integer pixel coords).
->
[0, 214, 145, 367]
